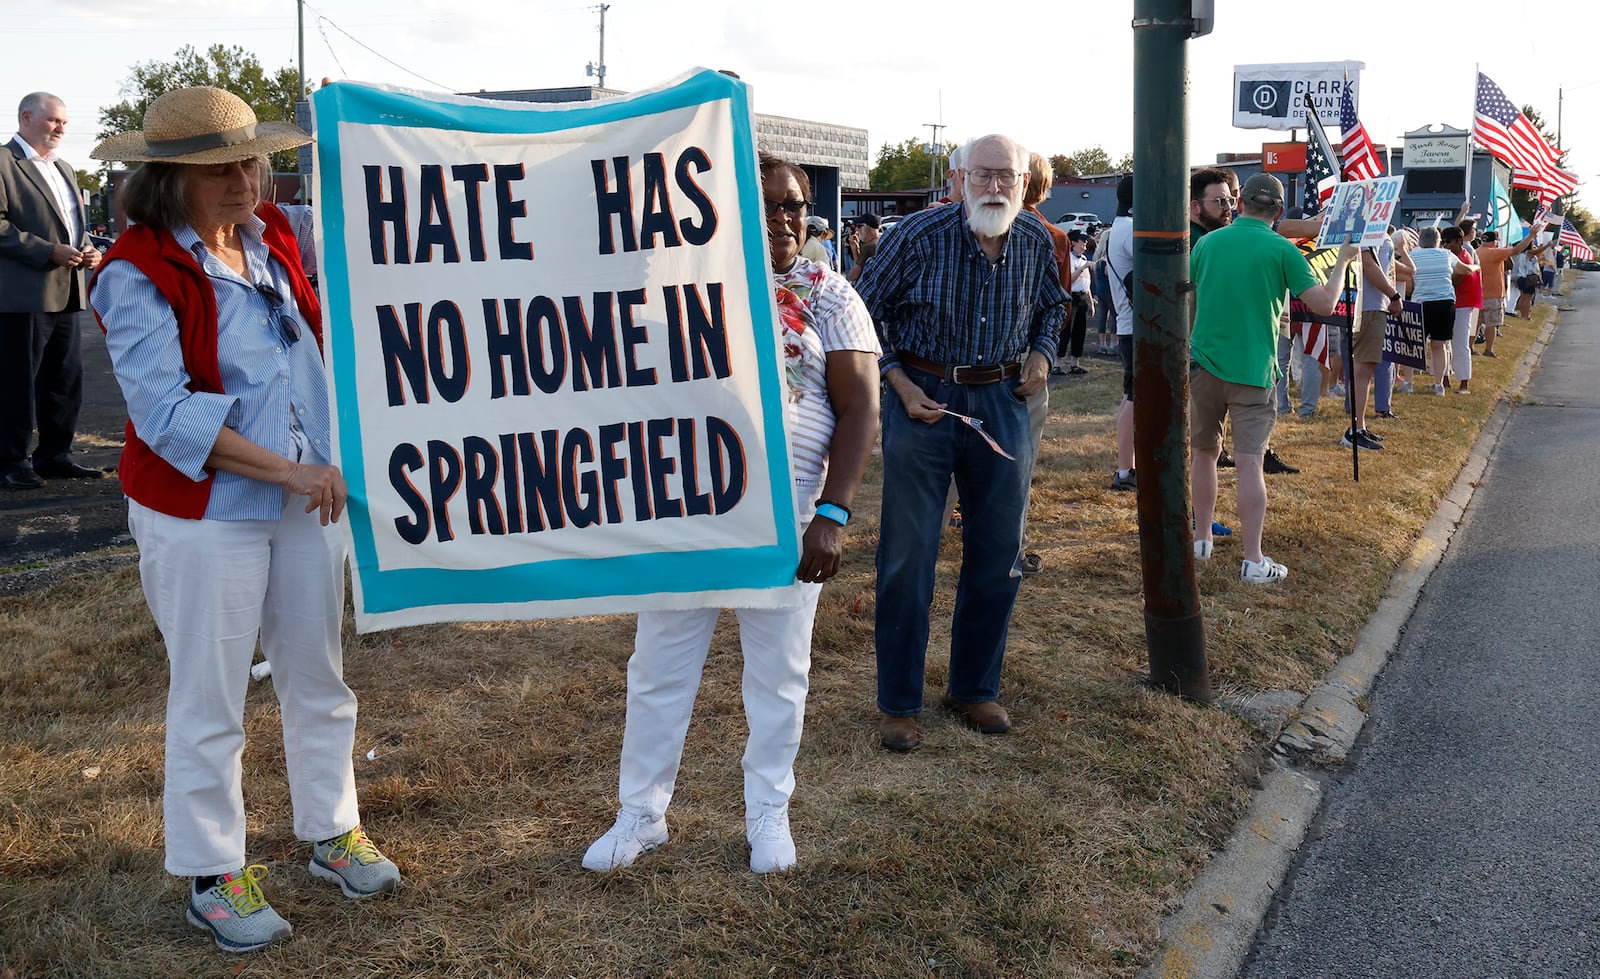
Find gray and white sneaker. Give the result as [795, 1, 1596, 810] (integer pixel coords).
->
[309, 826, 401, 898]
[583, 810, 669, 871]
[186, 865, 293, 953]
[747, 808, 796, 874]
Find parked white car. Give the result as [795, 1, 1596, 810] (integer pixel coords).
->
[1053, 211, 1100, 234]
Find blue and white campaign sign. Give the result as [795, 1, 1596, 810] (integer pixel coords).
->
[310, 70, 800, 631]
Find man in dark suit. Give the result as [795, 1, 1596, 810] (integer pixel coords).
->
[0, 91, 104, 489]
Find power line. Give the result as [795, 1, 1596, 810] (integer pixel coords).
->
[307, 7, 454, 92]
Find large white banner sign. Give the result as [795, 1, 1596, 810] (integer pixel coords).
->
[311, 71, 800, 631]
[1233, 61, 1364, 131]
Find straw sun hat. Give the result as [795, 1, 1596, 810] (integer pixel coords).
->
[91, 86, 311, 165]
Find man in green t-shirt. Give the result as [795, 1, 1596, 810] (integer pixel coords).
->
[1188, 173, 1357, 584]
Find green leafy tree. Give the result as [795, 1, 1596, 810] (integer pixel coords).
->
[71, 169, 108, 227]
[869, 138, 954, 191]
[99, 45, 304, 173]
[1069, 146, 1113, 176]
[1049, 150, 1131, 184]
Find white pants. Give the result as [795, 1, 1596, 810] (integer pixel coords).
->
[617, 579, 823, 822]
[128, 497, 360, 876]
[1451, 307, 1479, 382]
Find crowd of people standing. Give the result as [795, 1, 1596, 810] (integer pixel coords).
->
[9, 76, 1578, 959]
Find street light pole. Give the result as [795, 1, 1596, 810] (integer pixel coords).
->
[1131, 0, 1211, 702]
[924, 122, 945, 192]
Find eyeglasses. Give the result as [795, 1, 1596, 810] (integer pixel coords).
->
[1201, 195, 1237, 208]
[763, 197, 812, 216]
[255, 282, 300, 345]
[966, 168, 1021, 189]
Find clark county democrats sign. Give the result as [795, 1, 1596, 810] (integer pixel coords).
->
[311, 71, 799, 630]
[1233, 61, 1363, 131]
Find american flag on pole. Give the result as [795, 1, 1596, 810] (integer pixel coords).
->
[1302, 96, 1339, 215]
[1338, 84, 1384, 180]
[1512, 162, 1580, 207]
[1559, 217, 1593, 261]
[1475, 72, 1573, 205]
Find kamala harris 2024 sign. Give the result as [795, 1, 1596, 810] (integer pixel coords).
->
[311, 70, 800, 630]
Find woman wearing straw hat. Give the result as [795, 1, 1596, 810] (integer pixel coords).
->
[88, 86, 399, 954]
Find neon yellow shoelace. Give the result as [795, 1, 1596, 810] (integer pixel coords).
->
[220, 864, 271, 916]
[327, 827, 382, 865]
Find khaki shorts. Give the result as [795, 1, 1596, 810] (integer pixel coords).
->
[1481, 297, 1505, 328]
[1354, 310, 1387, 364]
[1190, 366, 1276, 455]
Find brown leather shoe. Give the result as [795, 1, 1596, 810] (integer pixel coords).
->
[878, 713, 920, 752]
[940, 695, 1011, 734]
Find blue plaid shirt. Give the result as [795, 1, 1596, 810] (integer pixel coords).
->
[854, 204, 1067, 376]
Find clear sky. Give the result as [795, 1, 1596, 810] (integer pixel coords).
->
[11, 0, 1598, 204]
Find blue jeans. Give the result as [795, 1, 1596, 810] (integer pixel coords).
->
[1373, 360, 1393, 414]
[875, 370, 1035, 716]
[1274, 334, 1292, 412]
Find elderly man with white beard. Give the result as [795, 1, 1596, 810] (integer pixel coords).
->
[855, 133, 1067, 752]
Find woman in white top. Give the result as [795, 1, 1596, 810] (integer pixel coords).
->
[1408, 226, 1477, 395]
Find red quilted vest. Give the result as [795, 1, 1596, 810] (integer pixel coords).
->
[91, 203, 324, 518]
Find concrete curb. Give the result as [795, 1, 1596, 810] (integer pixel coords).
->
[1139, 310, 1561, 979]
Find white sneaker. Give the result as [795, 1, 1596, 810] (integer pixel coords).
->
[1194, 540, 1213, 560]
[1240, 556, 1289, 584]
[582, 811, 668, 871]
[747, 808, 796, 874]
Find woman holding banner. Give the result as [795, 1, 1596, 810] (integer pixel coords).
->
[584, 152, 881, 875]
[88, 87, 399, 954]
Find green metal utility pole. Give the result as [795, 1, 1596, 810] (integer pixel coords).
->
[1131, 0, 1211, 702]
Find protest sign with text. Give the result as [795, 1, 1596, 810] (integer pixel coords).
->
[1382, 300, 1427, 370]
[311, 71, 800, 630]
[1316, 177, 1403, 249]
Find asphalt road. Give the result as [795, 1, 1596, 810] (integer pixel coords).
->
[1241, 276, 1600, 978]
[0, 312, 134, 589]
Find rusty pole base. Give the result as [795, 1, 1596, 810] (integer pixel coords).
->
[1144, 608, 1213, 704]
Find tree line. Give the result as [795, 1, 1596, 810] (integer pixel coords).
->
[867, 138, 1133, 192]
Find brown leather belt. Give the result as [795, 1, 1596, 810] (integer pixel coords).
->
[898, 353, 1020, 385]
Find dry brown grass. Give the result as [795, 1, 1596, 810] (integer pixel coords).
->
[0, 310, 1549, 978]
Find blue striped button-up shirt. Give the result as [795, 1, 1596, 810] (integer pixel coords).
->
[854, 204, 1067, 376]
[93, 207, 331, 521]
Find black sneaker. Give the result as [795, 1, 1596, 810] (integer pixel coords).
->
[1375, 409, 1400, 419]
[1339, 429, 1383, 451]
[1262, 449, 1300, 475]
[1217, 449, 1237, 469]
[1020, 552, 1044, 576]
[1110, 469, 1137, 492]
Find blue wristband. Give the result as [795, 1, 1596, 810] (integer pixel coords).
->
[814, 502, 850, 527]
